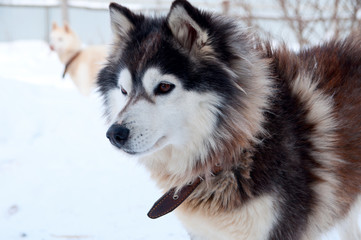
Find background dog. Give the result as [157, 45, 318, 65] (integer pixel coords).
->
[50, 22, 107, 96]
[98, 1, 361, 239]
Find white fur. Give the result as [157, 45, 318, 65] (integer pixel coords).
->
[338, 196, 361, 240]
[177, 195, 278, 240]
[107, 87, 127, 124]
[118, 68, 132, 94]
[106, 68, 133, 123]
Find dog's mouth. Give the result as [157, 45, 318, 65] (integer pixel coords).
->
[49, 44, 54, 51]
[123, 136, 167, 156]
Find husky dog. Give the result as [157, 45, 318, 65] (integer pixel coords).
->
[97, 1, 361, 239]
[50, 22, 107, 96]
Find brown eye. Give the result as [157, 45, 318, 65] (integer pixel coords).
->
[155, 82, 175, 95]
[159, 83, 171, 92]
[121, 87, 127, 95]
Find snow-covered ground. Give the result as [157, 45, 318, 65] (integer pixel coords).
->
[0, 40, 359, 240]
[0, 40, 188, 240]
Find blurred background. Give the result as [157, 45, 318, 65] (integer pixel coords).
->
[0, 1, 360, 240]
[1, 0, 361, 45]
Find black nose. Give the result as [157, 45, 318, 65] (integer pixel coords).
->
[106, 124, 130, 148]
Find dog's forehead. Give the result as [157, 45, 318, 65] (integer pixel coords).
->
[116, 22, 200, 93]
[124, 31, 163, 73]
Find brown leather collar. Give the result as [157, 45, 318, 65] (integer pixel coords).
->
[147, 165, 223, 219]
[62, 51, 81, 78]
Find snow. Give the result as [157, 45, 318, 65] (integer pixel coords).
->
[0, 40, 188, 240]
[0, 40, 359, 240]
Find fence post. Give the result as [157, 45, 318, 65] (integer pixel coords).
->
[45, 6, 50, 42]
[61, 0, 69, 23]
[222, 1, 230, 15]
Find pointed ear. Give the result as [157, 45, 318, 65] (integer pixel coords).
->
[109, 2, 140, 41]
[64, 22, 71, 33]
[167, 0, 209, 51]
[52, 22, 58, 30]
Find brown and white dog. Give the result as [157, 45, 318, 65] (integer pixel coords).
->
[50, 22, 107, 96]
[97, 1, 361, 239]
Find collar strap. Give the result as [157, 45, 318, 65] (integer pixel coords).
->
[62, 51, 81, 78]
[147, 165, 222, 219]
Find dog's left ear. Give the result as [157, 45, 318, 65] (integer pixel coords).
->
[167, 0, 209, 52]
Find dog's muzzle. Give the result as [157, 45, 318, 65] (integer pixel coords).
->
[106, 124, 130, 149]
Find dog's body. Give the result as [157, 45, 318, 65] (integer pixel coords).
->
[50, 23, 107, 96]
[97, 1, 361, 239]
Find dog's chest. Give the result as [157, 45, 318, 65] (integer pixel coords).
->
[175, 194, 277, 240]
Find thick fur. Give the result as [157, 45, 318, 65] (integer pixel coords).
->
[50, 22, 107, 96]
[97, 1, 361, 239]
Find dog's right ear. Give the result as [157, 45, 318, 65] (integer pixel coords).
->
[109, 3, 140, 41]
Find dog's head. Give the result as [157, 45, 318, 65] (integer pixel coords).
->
[98, 1, 270, 175]
[49, 22, 81, 53]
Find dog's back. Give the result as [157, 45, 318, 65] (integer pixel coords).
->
[261, 36, 361, 239]
[300, 37, 361, 201]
